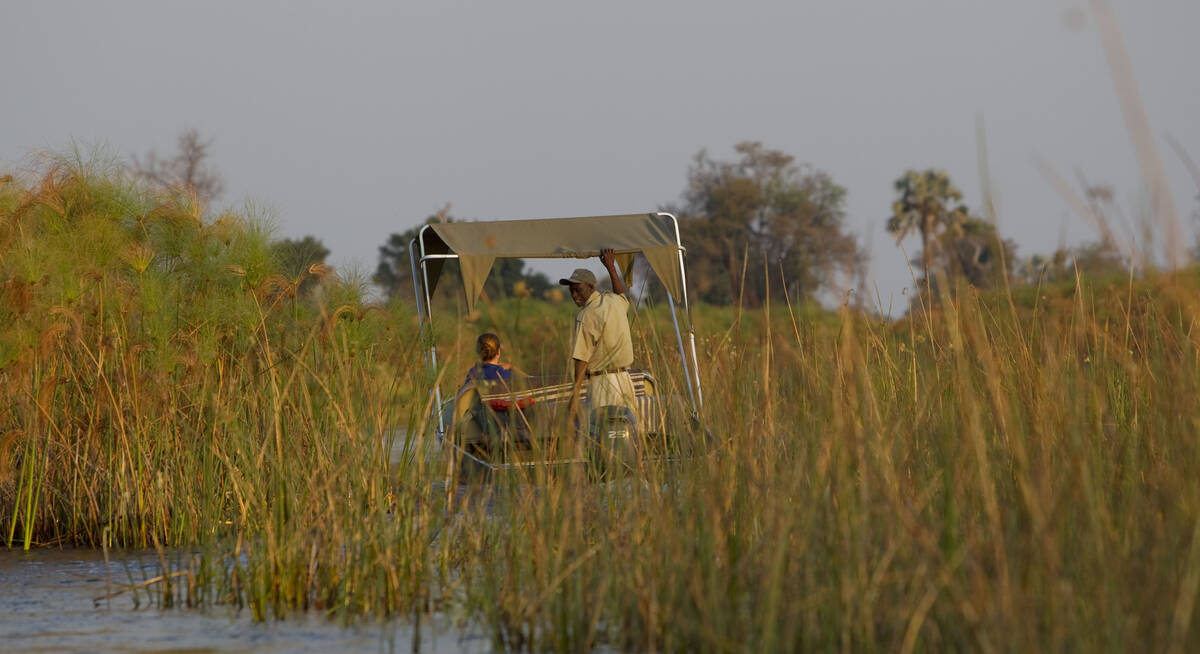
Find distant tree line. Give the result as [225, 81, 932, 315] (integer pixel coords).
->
[142, 130, 1171, 311]
[373, 142, 1158, 310]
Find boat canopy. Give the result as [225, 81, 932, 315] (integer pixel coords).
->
[418, 213, 685, 311]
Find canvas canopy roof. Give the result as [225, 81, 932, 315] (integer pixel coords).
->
[417, 213, 685, 311]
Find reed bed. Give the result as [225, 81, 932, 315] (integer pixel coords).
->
[4, 155, 1200, 651]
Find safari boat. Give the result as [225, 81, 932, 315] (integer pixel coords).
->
[409, 212, 705, 477]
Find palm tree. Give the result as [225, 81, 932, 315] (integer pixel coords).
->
[887, 169, 970, 280]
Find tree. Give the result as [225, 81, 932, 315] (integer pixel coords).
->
[887, 169, 970, 280]
[374, 223, 424, 299]
[928, 217, 1016, 291]
[1018, 240, 1125, 286]
[374, 209, 552, 302]
[131, 129, 224, 205]
[677, 142, 864, 305]
[272, 235, 330, 297]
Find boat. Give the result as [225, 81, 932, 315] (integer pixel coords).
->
[409, 212, 705, 478]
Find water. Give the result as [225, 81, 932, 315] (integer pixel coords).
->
[0, 548, 489, 653]
[0, 432, 521, 653]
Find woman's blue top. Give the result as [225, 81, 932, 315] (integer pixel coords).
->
[465, 363, 512, 383]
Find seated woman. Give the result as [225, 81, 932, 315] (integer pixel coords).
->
[463, 332, 535, 414]
[455, 333, 531, 449]
[464, 332, 512, 384]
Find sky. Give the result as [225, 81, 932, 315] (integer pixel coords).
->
[4, 0, 1198, 314]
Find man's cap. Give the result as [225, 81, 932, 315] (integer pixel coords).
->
[558, 268, 597, 287]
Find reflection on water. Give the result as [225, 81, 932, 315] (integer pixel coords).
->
[0, 548, 487, 654]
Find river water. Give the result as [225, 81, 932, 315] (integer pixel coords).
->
[0, 548, 486, 653]
[0, 435, 494, 653]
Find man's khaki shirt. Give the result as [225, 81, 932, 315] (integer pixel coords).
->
[570, 291, 633, 373]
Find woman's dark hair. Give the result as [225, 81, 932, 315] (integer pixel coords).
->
[476, 332, 501, 361]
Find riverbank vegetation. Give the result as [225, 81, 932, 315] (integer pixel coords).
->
[4, 153, 1200, 651]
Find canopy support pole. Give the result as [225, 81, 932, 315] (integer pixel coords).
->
[410, 234, 445, 438]
[665, 290, 697, 414]
[660, 212, 704, 411]
[689, 332, 703, 409]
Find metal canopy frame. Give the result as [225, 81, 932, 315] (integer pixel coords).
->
[409, 212, 703, 438]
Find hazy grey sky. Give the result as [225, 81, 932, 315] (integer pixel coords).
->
[5, 1, 1198, 312]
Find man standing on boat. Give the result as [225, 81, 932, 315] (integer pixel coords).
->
[562, 248, 637, 427]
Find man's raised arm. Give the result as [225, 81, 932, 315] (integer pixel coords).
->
[600, 248, 627, 296]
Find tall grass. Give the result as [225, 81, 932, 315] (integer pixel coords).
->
[0, 150, 423, 552]
[4, 154, 1200, 650]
